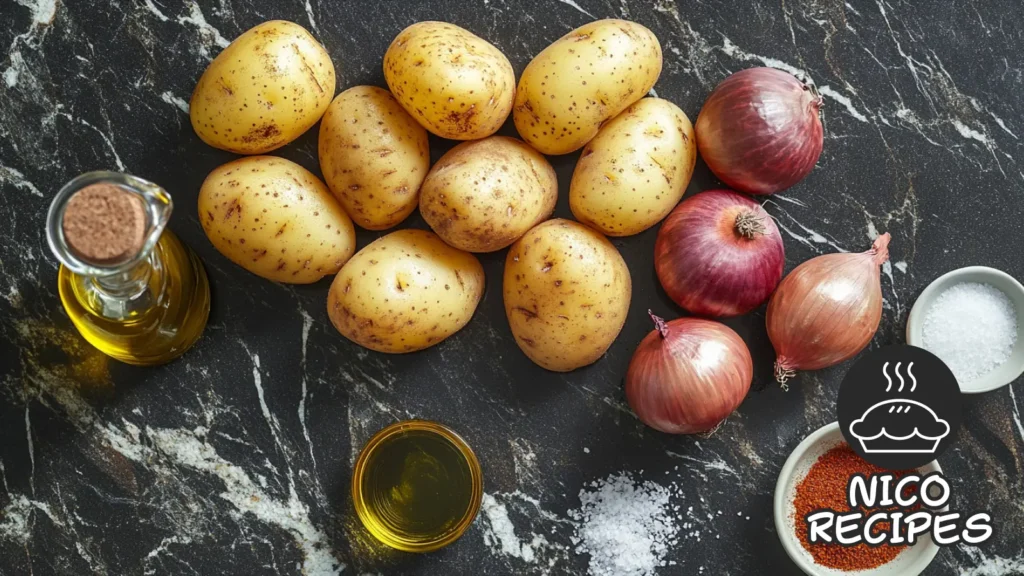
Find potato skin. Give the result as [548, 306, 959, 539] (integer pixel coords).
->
[384, 21, 515, 140]
[198, 156, 355, 283]
[190, 20, 336, 154]
[513, 19, 662, 155]
[570, 98, 696, 236]
[503, 219, 632, 371]
[327, 229, 485, 353]
[419, 136, 558, 253]
[318, 86, 430, 230]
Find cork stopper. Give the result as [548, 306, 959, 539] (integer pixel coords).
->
[62, 183, 147, 265]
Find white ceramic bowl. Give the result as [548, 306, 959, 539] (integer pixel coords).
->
[773, 422, 941, 576]
[906, 266, 1024, 393]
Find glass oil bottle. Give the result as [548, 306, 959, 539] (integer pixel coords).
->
[352, 420, 483, 552]
[46, 171, 210, 365]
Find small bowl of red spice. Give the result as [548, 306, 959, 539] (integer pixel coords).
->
[773, 422, 942, 576]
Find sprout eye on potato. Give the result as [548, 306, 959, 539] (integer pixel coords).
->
[503, 219, 632, 372]
[327, 229, 485, 353]
[513, 19, 663, 155]
[570, 98, 697, 236]
[190, 20, 336, 155]
[384, 21, 515, 140]
[419, 136, 558, 253]
[319, 86, 430, 231]
[198, 156, 356, 284]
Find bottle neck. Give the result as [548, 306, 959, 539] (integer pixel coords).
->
[93, 255, 154, 299]
[47, 172, 173, 320]
[83, 248, 161, 321]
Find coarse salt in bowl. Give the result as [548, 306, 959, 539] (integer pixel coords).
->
[906, 266, 1024, 393]
[773, 423, 941, 576]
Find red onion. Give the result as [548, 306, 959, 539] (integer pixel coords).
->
[654, 189, 784, 317]
[696, 67, 823, 195]
[626, 312, 753, 434]
[767, 233, 891, 386]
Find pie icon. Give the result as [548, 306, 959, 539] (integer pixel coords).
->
[848, 399, 951, 454]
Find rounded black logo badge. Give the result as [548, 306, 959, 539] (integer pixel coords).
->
[838, 345, 962, 470]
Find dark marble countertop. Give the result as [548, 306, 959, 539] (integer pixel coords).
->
[2, 1, 1023, 575]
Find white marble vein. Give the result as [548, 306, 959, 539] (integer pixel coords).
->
[56, 111, 127, 171]
[1009, 386, 1024, 445]
[958, 545, 1024, 576]
[665, 450, 740, 479]
[143, 535, 193, 576]
[818, 85, 869, 122]
[25, 403, 34, 495]
[0, 494, 32, 545]
[298, 309, 317, 471]
[304, 0, 319, 32]
[552, 0, 594, 18]
[0, 164, 42, 197]
[138, 426, 343, 575]
[4, 0, 57, 88]
[160, 91, 190, 114]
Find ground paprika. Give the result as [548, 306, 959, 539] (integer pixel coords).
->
[792, 444, 918, 571]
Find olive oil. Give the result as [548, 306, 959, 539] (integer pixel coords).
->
[47, 172, 210, 366]
[352, 420, 482, 552]
[57, 230, 210, 365]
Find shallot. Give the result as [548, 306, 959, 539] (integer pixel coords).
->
[655, 189, 784, 317]
[696, 67, 823, 195]
[767, 233, 891, 386]
[626, 312, 753, 434]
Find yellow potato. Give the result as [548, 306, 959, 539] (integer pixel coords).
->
[419, 136, 557, 253]
[198, 156, 355, 283]
[190, 20, 336, 154]
[327, 229, 484, 353]
[570, 98, 696, 236]
[318, 86, 430, 230]
[503, 219, 631, 371]
[513, 19, 662, 155]
[384, 21, 515, 140]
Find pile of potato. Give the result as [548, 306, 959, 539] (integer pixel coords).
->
[192, 17, 695, 371]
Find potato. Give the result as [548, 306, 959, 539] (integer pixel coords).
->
[513, 19, 662, 155]
[198, 156, 355, 283]
[570, 98, 696, 236]
[419, 136, 557, 253]
[503, 219, 631, 371]
[384, 21, 515, 140]
[318, 86, 430, 230]
[327, 229, 484, 353]
[190, 20, 336, 154]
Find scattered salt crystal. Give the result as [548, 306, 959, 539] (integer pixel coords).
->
[583, 447, 590, 454]
[569, 473, 679, 576]
[922, 282, 1018, 383]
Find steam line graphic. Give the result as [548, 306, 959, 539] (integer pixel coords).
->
[851, 359, 946, 454]
[882, 361, 916, 392]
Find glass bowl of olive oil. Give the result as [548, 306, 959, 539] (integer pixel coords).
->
[352, 420, 483, 552]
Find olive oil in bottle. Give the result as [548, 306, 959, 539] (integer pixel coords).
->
[46, 172, 210, 365]
[352, 420, 483, 552]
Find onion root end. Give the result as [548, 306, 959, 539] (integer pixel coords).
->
[774, 359, 796, 390]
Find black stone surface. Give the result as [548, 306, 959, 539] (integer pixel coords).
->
[2, 1, 1023, 575]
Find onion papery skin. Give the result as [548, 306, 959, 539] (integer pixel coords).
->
[626, 315, 753, 434]
[766, 233, 891, 384]
[696, 67, 823, 195]
[655, 189, 784, 317]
